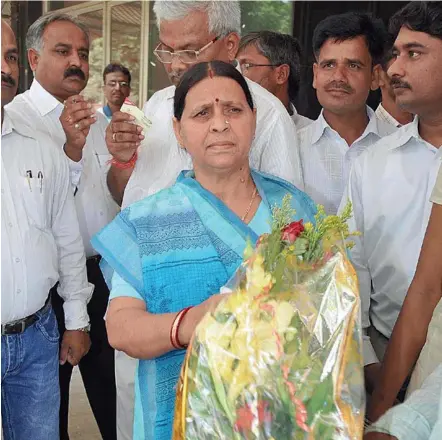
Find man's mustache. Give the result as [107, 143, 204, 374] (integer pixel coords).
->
[325, 81, 353, 93]
[1, 73, 16, 87]
[390, 77, 411, 90]
[64, 67, 86, 80]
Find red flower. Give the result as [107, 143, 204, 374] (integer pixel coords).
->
[282, 220, 304, 243]
[235, 401, 272, 432]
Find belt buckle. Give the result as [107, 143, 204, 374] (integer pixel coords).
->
[1, 320, 27, 335]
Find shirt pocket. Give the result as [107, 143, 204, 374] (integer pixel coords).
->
[21, 176, 49, 230]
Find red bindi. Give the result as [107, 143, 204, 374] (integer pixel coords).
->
[215, 98, 219, 103]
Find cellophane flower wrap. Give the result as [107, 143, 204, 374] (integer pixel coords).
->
[173, 196, 365, 439]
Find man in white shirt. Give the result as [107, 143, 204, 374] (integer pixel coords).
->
[106, 0, 304, 208]
[236, 30, 312, 130]
[375, 34, 413, 129]
[6, 13, 119, 440]
[339, 0, 442, 402]
[1, 20, 92, 440]
[98, 63, 131, 123]
[298, 12, 397, 215]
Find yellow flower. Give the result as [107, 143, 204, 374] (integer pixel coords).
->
[246, 254, 273, 296]
[275, 301, 295, 334]
[228, 360, 252, 403]
[303, 222, 314, 233]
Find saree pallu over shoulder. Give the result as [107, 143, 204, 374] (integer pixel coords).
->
[91, 170, 316, 440]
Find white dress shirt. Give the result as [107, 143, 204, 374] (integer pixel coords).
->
[291, 104, 312, 130]
[375, 103, 403, 128]
[1, 112, 93, 329]
[339, 117, 442, 365]
[6, 80, 120, 256]
[298, 106, 397, 214]
[122, 78, 304, 207]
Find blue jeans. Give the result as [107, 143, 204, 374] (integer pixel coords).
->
[1, 305, 60, 440]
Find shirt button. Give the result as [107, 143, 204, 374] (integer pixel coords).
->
[8, 222, 12, 227]
[16, 289, 21, 294]
[92, 184, 96, 189]
[15, 257, 20, 263]
[99, 211, 103, 216]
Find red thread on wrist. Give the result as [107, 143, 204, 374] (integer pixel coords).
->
[108, 151, 138, 169]
[170, 306, 193, 350]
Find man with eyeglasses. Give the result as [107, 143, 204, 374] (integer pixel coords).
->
[237, 31, 312, 130]
[106, 0, 304, 208]
[104, 1, 304, 439]
[99, 63, 132, 123]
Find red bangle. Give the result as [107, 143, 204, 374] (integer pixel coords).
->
[170, 306, 193, 350]
[108, 151, 138, 169]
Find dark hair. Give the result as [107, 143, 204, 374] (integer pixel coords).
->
[103, 63, 131, 85]
[389, 1, 442, 41]
[312, 12, 389, 66]
[238, 31, 302, 104]
[174, 61, 254, 120]
[380, 32, 396, 71]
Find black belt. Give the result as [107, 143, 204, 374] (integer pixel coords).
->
[87, 255, 102, 265]
[2, 296, 51, 335]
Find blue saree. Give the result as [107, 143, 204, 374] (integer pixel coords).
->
[92, 170, 316, 440]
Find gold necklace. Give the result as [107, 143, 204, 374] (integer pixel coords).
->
[241, 187, 258, 221]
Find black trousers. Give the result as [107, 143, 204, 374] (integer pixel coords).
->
[52, 258, 116, 440]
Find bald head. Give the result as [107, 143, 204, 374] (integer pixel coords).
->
[2, 20, 19, 108]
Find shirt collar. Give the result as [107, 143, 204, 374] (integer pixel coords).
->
[2, 110, 36, 139]
[2, 111, 14, 136]
[389, 116, 423, 151]
[376, 103, 401, 128]
[29, 79, 64, 116]
[311, 105, 380, 145]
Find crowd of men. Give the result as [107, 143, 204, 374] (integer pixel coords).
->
[1, 1, 441, 439]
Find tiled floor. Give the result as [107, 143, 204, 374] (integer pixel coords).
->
[69, 368, 101, 439]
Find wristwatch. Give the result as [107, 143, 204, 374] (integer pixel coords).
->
[74, 325, 91, 333]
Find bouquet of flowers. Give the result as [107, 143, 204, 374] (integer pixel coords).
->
[173, 196, 365, 439]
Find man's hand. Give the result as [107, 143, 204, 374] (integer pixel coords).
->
[60, 95, 97, 162]
[60, 330, 91, 366]
[106, 111, 144, 163]
[364, 432, 397, 440]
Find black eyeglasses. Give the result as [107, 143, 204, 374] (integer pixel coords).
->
[154, 36, 220, 64]
[239, 62, 281, 72]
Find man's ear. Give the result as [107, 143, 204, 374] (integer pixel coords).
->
[28, 48, 40, 72]
[225, 32, 240, 61]
[275, 64, 290, 85]
[172, 117, 185, 148]
[371, 64, 381, 91]
[312, 63, 318, 90]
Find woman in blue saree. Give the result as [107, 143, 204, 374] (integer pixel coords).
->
[92, 61, 316, 440]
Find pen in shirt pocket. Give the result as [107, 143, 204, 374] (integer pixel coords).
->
[37, 171, 43, 193]
[26, 170, 33, 192]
